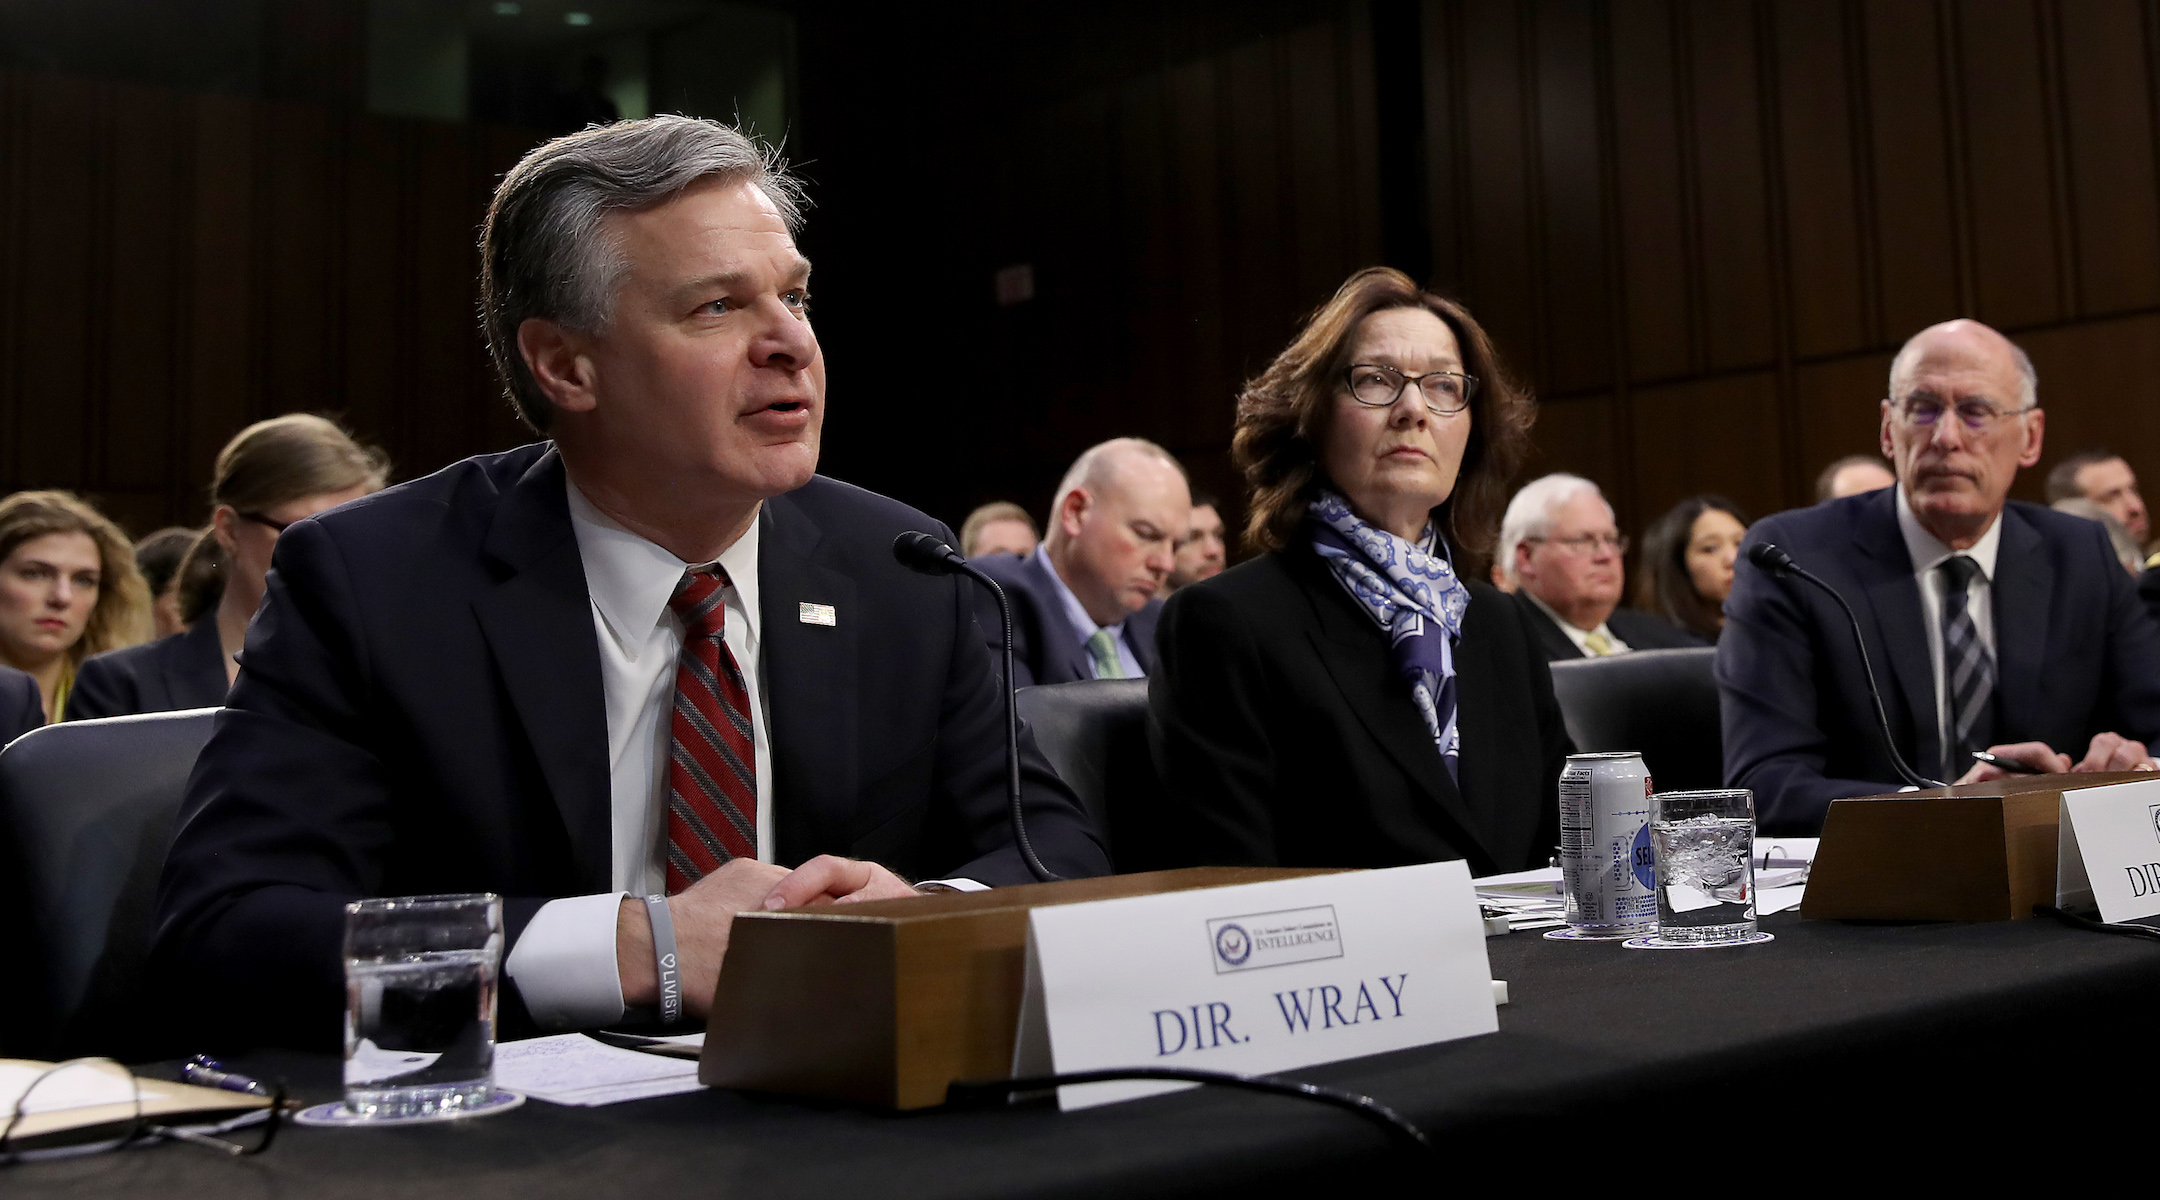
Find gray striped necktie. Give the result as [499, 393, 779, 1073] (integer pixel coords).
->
[1938, 555, 1995, 777]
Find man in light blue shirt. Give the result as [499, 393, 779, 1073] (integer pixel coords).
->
[971, 438, 1191, 687]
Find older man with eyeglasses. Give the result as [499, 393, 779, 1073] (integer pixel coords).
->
[1498, 473, 1705, 662]
[1720, 318, 2160, 834]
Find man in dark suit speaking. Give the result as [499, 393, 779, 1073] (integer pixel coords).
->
[153, 117, 1108, 1049]
[1719, 318, 2160, 833]
[969, 438, 1190, 686]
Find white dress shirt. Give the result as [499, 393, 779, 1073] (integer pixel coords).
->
[1524, 591, 1632, 656]
[505, 481, 773, 1030]
[1040, 553, 1145, 678]
[1893, 486, 2001, 767]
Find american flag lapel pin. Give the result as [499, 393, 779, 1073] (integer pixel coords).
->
[798, 602, 837, 627]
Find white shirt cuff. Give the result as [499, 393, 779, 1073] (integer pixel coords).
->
[918, 878, 991, 892]
[504, 892, 629, 1030]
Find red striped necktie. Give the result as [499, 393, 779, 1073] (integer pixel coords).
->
[664, 567, 757, 894]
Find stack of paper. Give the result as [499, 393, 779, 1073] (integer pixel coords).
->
[494, 1034, 706, 1107]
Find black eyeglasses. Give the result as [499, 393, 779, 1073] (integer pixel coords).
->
[237, 511, 295, 534]
[1343, 364, 1480, 414]
[0, 1058, 286, 1163]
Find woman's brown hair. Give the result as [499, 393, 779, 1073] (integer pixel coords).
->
[183, 414, 389, 619]
[1233, 267, 1535, 555]
[212, 414, 388, 514]
[0, 490, 154, 670]
[1633, 494, 1750, 642]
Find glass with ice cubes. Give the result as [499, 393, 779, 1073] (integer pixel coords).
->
[1625, 789, 1775, 949]
[342, 893, 503, 1119]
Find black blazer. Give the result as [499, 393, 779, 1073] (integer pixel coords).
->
[64, 617, 229, 721]
[1719, 490, 2160, 833]
[968, 550, 1163, 686]
[1512, 591, 1706, 662]
[1148, 542, 1571, 877]
[152, 444, 1108, 1049]
[0, 665, 40, 744]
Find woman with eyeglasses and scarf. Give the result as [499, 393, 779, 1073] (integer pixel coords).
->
[1147, 268, 1571, 875]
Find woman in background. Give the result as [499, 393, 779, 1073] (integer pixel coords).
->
[65, 414, 387, 720]
[1148, 267, 1569, 875]
[1635, 495, 1749, 643]
[0, 491, 152, 723]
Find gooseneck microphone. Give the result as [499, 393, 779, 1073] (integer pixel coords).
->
[893, 531, 1060, 882]
[1746, 542, 1945, 790]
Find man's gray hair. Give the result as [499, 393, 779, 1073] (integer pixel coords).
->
[480, 116, 808, 431]
[1496, 473, 1607, 586]
[1887, 322, 2039, 411]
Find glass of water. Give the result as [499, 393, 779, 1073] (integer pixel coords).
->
[1624, 790, 1775, 950]
[342, 893, 502, 1119]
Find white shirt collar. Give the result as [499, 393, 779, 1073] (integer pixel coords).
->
[1894, 485, 2002, 581]
[1038, 548, 1123, 638]
[1523, 588, 1617, 642]
[565, 478, 762, 658]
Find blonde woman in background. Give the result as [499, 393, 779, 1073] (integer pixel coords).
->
[0, 490, 152, 723]
[66, 414, 388, 720]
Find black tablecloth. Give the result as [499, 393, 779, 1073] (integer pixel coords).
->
[12, 912, 2159, 1197]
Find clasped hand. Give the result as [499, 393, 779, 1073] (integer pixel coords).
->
[616, 854, 921, 1016]
[1953, 731, 2159, 785]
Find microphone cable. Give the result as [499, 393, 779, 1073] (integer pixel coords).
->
[945, 1067, 1437, 1159]
[1746, 543, 1946, 790]
[893, 531, 1059, 882]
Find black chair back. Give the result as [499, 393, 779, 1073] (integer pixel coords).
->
[1547, 647, 1724, 792]
[0, 708, 218, 1059]
[1014, 678, 1179, 872]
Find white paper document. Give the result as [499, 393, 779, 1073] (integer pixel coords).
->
[1015, 861, 1499, 1110]
[0, 1061, 169, 1117]
[2057, 778, 2160, 923]
[494, 1033, 705, 1106]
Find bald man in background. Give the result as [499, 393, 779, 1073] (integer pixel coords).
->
[971, 438, 1191, 686]
[1720, 318, 2160, 833]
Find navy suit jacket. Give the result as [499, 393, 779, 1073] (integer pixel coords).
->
[64, 617, 229, 721]
[153, 444, 1108, 1049]
[1511, 592, 1706, 662]
[1149, 544, 1570, 876]
[1718, 490, 2160, 833]
[0, 665, 40, 744]
[968, 550, 1162, 687]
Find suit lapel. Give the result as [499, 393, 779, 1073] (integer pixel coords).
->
[1125, 602, 1163, 675]
[1853, 492, 1941, 779]
[1989, 507, 2051, 741]
[1024, 551, 1095, 683]
[759, 493, 860, 864]
[174, 616, 229, 708]
[1290, 549, 1491, 855]
[471, 449, 613, 892]
[1516, 593, 1586, 660]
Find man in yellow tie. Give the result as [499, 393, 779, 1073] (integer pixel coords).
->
[1498, 473, 1704, 662]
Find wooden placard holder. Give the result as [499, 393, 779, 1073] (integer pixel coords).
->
[698, 866, 1339, 1110]
[1799, 772, 2149, 922]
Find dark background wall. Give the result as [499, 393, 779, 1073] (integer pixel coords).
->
[4, 0, 2158, 558]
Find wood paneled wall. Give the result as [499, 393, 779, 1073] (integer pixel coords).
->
[965, 0, 2160, 547]
[8, 1, 2160, 548]
[1417, 0, 2160, 532]
[0, 68, 537, 535]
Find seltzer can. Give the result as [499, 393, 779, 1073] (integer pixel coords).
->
[1551, 751, 1657, 939]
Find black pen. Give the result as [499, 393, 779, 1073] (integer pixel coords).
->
[183, 1054, 273, 1097]
[1970, 750, 2045, 775]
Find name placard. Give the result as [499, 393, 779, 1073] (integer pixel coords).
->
[2056, 778, 2160, 924]
[1012, 861, 1498, 1110]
